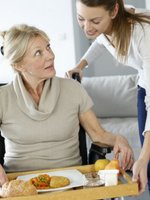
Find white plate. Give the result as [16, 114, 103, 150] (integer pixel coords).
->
[17, 169, 83, 193]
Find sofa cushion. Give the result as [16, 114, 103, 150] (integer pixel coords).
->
[82, 74, 139, 117]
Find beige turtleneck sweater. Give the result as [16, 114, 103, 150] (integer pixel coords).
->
[0, 74, 93, 172]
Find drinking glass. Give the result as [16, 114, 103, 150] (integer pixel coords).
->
[83, 172, 104, 189]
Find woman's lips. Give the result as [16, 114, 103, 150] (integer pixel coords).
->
[45, 63, 54, 70]
[86, 31, 97, 36]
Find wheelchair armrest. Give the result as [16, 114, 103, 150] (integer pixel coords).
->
[89, 142, 112, 164]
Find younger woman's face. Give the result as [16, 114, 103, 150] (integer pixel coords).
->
[76, 2, 116, 38]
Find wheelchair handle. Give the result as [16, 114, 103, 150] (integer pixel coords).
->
[72, 73, 81, 83]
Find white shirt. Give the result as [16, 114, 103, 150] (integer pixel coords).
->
[82, 7, 150, 135]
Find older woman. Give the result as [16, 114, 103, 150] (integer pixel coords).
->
[0, 24, 133, 187]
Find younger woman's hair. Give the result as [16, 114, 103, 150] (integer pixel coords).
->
[0, 24, 50, 66]
[76, 0, 150, 63]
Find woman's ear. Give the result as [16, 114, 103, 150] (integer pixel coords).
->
[111, 3, 119, 19]
[13, 63, 26, 72]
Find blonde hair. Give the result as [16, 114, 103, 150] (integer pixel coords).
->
[77, 0, 150, 63]
[0, 24, 50, 66]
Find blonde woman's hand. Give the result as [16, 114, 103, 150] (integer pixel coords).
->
[132, 159, 148, 196]
[0, 164, 9, 186]
[113, 135, 135, 171]
[65, 68, 83, 79]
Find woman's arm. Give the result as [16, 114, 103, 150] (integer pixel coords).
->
[79, 109, 134, 170]
[132, 131, 150, 196]
[65, 59, 87, 79]
[65, 38, 106, 78]
[0, 164, 9, 186]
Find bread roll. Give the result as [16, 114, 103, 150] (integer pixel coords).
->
[1, 180, 38, 197]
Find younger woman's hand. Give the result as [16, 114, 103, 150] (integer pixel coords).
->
[0, 164, 9, 186]
[65, 68, 83, 79]
[132, 159, 148, 196]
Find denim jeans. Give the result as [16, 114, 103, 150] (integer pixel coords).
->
[137, 85, 150, 192]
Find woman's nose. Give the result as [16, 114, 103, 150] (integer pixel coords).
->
[46, 50, 55, 60]
[83, 21, 92, 32]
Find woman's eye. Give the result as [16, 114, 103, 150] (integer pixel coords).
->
[47, 44, 51, 49]
[35, 51, 41, 56]
[93, 21, 100, 24]
[78, 18, 84, 21]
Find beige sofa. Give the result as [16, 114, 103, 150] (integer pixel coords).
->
[81, 74, 141, 161]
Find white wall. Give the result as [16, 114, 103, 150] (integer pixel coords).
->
[124, 0, 145, 8]
[0, 0, 76, 83]
[145, 0, 150, 9]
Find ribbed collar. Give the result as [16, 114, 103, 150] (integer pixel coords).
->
[13, 74, 60, 121]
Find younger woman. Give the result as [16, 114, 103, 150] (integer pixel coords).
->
[65, 0, 150, 196]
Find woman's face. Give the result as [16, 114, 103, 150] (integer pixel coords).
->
[76, 2, 115, 38]
[19, 35, 56, 82]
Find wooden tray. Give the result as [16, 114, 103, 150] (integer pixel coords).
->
[5, 164, 138, 200]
